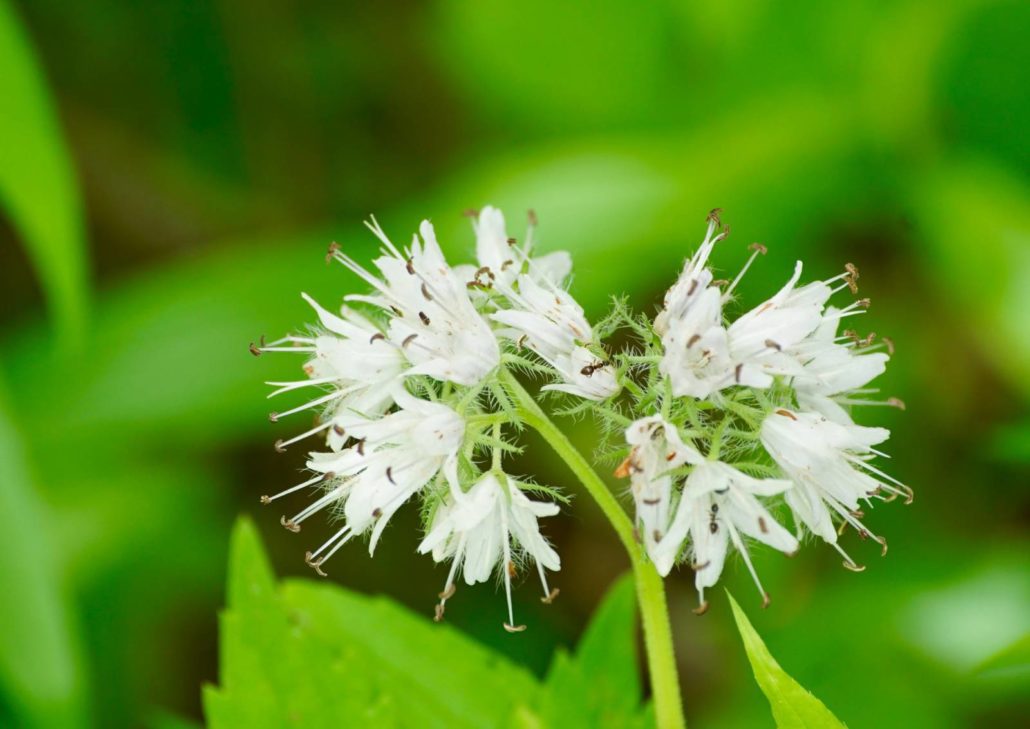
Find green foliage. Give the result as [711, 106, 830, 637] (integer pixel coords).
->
[0, 0, 88, 346]
[207, 520, 653, 729]
[0, 379, 86, 728]
[536, 576, 651, 729]
[727, 592, 846, 729]
[976, 633, 1030, 675]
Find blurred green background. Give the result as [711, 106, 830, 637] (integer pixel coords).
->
[1, 0, 1028, 726]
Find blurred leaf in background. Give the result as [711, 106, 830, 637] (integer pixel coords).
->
[0, 0, 88, 346]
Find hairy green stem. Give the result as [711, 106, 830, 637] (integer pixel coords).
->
[500, 369, 686, 729]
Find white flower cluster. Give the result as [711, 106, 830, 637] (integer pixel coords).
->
[253, 207, 610, 630]
[622, 211, 910, 612]
[254, 206, 910, 624]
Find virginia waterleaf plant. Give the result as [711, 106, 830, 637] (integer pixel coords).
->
[250, 207, 910, 728]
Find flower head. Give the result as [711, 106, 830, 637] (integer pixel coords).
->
[331, 218, 501, 386]
[418, 472, 560, 630]
[760, 408, 909, 569]
[493, 273, 618, 400]
[621, 416, 702, 575]
[658, 461, 797, 612]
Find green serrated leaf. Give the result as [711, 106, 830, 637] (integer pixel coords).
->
[727, 592, 846, 729]
[206, 518, 540, 729]
[0, 378, 87, 728]
[537, 574, 650, 729]
[0, 0, 89, 346]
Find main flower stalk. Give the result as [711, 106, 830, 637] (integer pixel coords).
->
[501, 369, 686, 729]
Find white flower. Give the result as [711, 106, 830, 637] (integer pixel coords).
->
[656, 460, 797, 612]
[760, 408, 910, 569]
[620, 416, 703, 575]
[791, 306, 890, 423]
[418, 472, 560, 631]
[330, 218, 500, 386]
[658, 286, 737, 398]
[653, 211, 726, 337]
[270, 391, 465, 574]
[465, 206, 572, 289]
[723, 261, 830, 385]
[492, 272, 618, 400]
[252, 295, 406, 452]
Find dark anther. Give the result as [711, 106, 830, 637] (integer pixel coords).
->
[419, 311, 431, 326]
[405, 257, 415, 275]
[688, 279, 699, 296]
[402, 333, 418, 348]
[372, 507, 383, 518]
[516, 334, 528, 350]
[390, 305, 404, 317]
[687, 333, 701, 348]
[268, 412, 279, 422]
[758, 517, 769, 534]
[614, 455, 634, 479]
[775, 409, 797, 420]
[706, 208, 722, 225]
[503, 622, 527, 633]
[386, 466, 396, 484]
[506, 237, 517, 246]
[438, 583, 456, 600]
[249, 342, 263, 356]
[280, 515, 300, 533]
[305, 551, 327, 577]
[692, 601, 710, 616]
[690, 560, 711, 571]
[665, 451, 677, 462]
[332, 424, 345, 436]
[735, 363, 743, 383]
[749, 242, 768, 255]
[710, 503, 719, 514]
[462, 208, 480, 218]
[356, 438, 366, 455]
[875, 536, 889, 557]
[764, 339, 782, 351]
[369, 332, 386, 344]
[709, 522, 719, 534]
[325, 242, 340, 264]
[434, 604, 445, 623]
[507, 561, 517, 579]
[541, 588, 560, 605]
[322, 471, 336, 482]
[643, 497, 661, 505]
[501, 259, 514, 270]
[274, 439, 287, 453]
